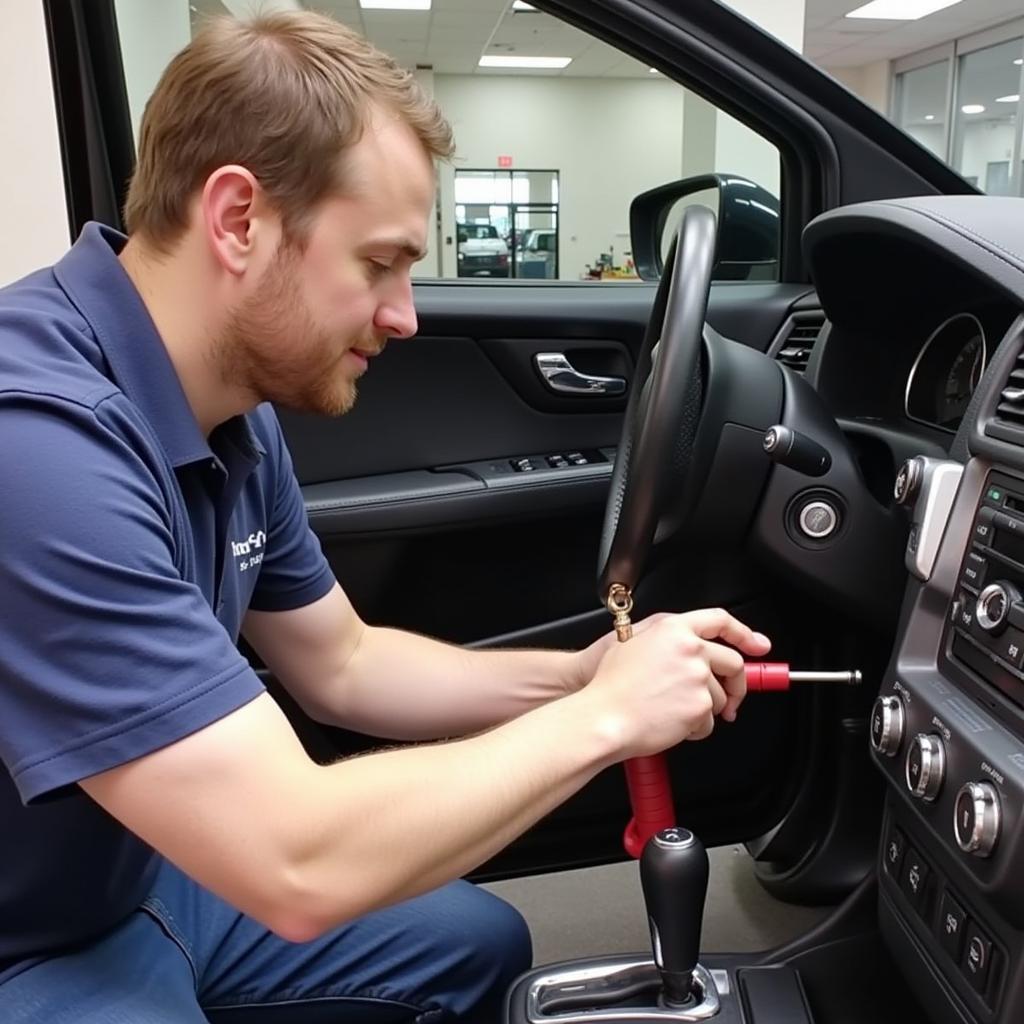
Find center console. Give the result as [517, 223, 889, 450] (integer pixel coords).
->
[871, 457, 1024, 1024]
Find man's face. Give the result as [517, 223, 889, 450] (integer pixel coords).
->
[219, 112, 436, 417]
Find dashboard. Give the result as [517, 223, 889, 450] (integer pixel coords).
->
[801, 197, 1024, 1024]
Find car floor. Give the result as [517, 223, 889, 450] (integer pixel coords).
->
[483, 846, 833, 967]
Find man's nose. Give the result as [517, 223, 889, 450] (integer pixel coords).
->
[376, 282, 418, 339]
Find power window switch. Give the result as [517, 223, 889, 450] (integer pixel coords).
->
[547, 455, 569, 468]
[510, 458, 536, 472]
[567, 451, 588, 465]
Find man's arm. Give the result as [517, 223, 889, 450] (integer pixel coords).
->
[243, 583, 595, 738]
[82, 609, 767, 942]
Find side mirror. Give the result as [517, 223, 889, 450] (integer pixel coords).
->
[629, 173, 779, 282]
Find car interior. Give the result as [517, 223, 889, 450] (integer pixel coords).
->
[23, 0, 1024, 1021]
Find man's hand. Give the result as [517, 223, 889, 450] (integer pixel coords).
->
[570, 612, 672, 695]
[570, 608, 771, 759]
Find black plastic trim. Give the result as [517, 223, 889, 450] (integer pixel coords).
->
[42, 0, 135, 236]
[304, 468, 611, 534]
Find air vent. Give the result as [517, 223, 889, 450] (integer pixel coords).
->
[993, 348, 1024, 429]
[775, 312, 826, 373]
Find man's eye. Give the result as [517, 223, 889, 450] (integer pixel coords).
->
[367, 260, 391, 278]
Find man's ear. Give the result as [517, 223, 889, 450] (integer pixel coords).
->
[201, 165, 265, 277]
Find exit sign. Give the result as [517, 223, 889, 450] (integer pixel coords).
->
[497, 155, 513, 168]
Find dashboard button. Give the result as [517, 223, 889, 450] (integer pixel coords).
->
[984, 484, 1005, 506]
[1008, 601, 1024, 632]
[798, 500, 838, 539]
[870, 696, 905, 757]
[906, 734, 946, 802]
[973, 509, 995, 544]
[963, 924, 993, 994]
[900, 848, 930, 912]
[954, 782, 1001, 857]
[994, 628, 1024, 670]
[960, 552, 986, 591]
[955, 592, 975, 631]
[883, 825, 906, 877]
[938, 890, 968, 963]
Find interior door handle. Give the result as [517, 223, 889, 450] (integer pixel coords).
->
[534, 352, 627, 396]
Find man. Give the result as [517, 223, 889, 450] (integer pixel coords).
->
[0, 11, 771, 1023]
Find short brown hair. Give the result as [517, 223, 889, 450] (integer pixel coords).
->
[123, 11, 453, 251]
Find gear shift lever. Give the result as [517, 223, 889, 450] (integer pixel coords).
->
[639, 827, 709, 1007]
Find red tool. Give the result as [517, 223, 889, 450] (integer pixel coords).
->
[621, 663, 862, 858]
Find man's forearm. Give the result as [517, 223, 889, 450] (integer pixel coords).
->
[318, 625, 582, 738]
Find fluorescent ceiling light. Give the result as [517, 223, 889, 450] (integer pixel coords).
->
[479, 55, 572, 69]
[1016, 59, 1023, 66]
[649, 67, 659, 73]
[846, 0, 963, 19]
[359, 0, 430, 8]
[924, 114, 935, 120]
[997, 94, 1021, 103]
[512, 1, 537, 9]
[961, 104, 985, 114]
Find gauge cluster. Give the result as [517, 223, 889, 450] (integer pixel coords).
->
[905, 313, 988, 433]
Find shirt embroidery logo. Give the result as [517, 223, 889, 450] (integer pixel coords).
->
[231, 531, 267, 572]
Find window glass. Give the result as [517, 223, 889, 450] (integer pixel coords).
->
[113, 0, 781, 283]
[893, 60, 949, 160]
[951, 38, 1024, 195]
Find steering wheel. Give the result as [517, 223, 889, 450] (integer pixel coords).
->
[597, 204, 718, 603]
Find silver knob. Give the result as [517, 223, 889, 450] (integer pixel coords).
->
[954, 782, 1001, 857]
[894, 457, 924, 506]
[976, 583, 1013, 633]
[906, 734, 945, 802]
[870, 696, 905, 757]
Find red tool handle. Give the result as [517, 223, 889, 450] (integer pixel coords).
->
[621, 662, 792, 857]
[744, 661, 791, 693]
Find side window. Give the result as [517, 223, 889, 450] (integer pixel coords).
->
[113, 1, 781, 284]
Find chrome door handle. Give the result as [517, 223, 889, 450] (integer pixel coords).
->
[534, 353, 627, 396]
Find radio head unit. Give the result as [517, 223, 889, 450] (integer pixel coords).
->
[948, 471, 1024, 706]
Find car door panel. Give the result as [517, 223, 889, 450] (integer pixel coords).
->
[281, 280, 817, 651]
[264, 280, 820, 877]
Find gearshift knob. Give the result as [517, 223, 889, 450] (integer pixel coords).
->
[639, 827, 709, 1006]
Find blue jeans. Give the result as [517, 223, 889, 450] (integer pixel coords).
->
[0, 857, 532, 1022]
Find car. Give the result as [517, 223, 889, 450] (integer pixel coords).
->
[22, 1, 1024, 1023]
[517, 228, 557, 279]
[457, 222, 510, 277]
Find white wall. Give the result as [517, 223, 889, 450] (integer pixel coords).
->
[905, 122, 946, 158]
[0, 2, 69, 286]
[721, 0, 805, 51]
[114, 0, 192, 142]
[715, 114, 781, 197]
[826, 60, 892, 115]
[433, 74, 781, 280]
[434, 75, 685, 279]
[957, 120, 1016, 192]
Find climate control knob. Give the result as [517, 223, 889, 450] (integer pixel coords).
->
[870, 695, 905, 757]
[906, 734, 945, 802]
[954, 782, 1001, 857]
[976, 582, 1019, 634]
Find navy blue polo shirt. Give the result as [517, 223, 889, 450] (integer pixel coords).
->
[0, 223, 335, 977]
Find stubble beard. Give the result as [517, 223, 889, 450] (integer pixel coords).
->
[215, 245, 361, 418]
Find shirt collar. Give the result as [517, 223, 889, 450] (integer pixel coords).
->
[53, 222, 264, 468]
